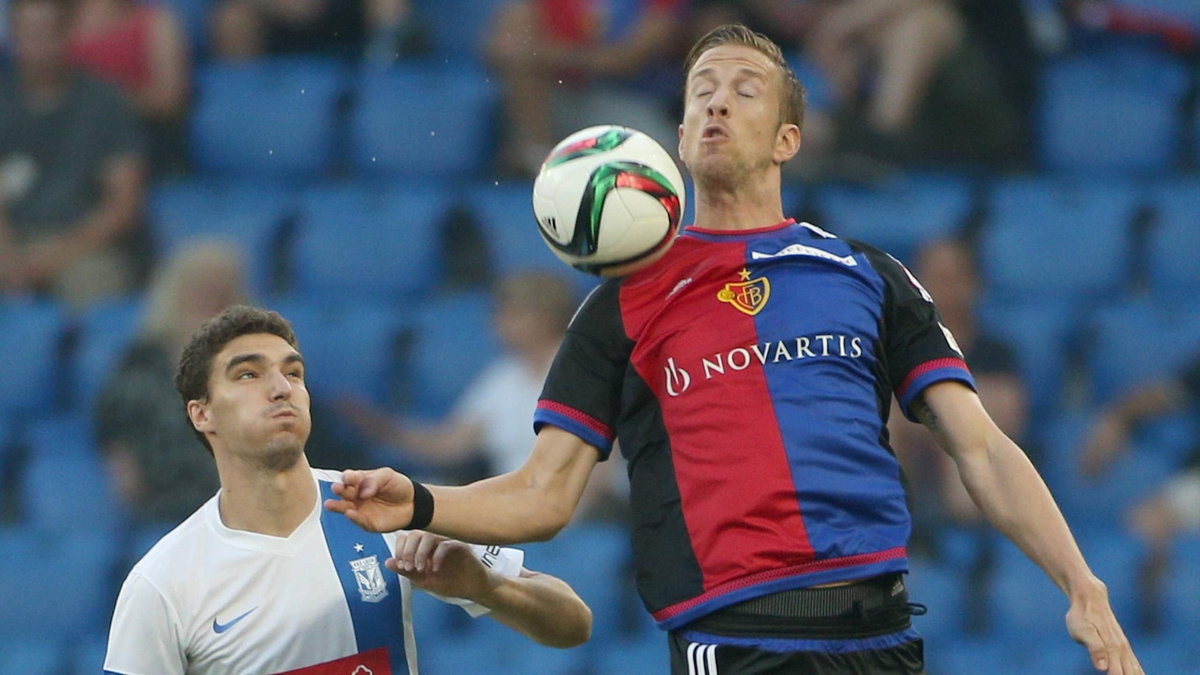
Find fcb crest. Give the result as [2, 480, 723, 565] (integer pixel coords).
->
[717, 269, 770, 316]
[350, 555, 389, 603]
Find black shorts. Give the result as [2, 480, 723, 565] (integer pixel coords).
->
[668, 574, 925, 675]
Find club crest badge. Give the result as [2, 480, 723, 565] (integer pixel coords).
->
[350, 555, 388, 603]
[717, 268, 770, 316]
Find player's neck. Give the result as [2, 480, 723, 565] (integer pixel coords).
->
[691, 177, 785, 231]
[216, 457, 316, 537]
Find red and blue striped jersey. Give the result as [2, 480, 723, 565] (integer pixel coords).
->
[534, 220, 975, 630]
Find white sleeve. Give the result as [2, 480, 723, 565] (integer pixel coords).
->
[429, 545, 525, 618]
[103, 571, 187, 674]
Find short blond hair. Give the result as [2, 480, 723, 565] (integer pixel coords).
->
[683, 23, 807, 131]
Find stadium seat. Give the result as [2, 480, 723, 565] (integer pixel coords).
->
[21, 416, 126, 534]
[906, 557, 968, 642]
[405, 291, 500, 419]
[1118, 0, 1200, 27]
[0, 300, 66, 417]
[148, 179, 293, 295]
[1162, 535, 1200, 644]
[349, 65, 497, 179]
[817, 172, 975, 265]
[191, 58, 346, 178]
[1146, 179, 1200, 301]
[976, 298, 1078, 422]
[291, 182, 452, 301]
[469, 180, 573, 276]
[0, 634, 64, 675]
[987, 539, 1070, 645]
[0, 527, 119, 638]
[980, 176, 1141, 304]
[1084, 297, 1200, 406]
[419, 0, 509, 65]
[1036, 412, 1175, 532]
[69, 633, 110, 675]
[1037, 46, 1190, 174]
[266, 297, 409, 403]
[71, 295, 146, 415]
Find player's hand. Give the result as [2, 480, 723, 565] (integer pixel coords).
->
[1065, 580, 1143, 674]
[324, 468, 415, 532]
[1079, 411, 1130, 478]
[387, 531, 500, 602]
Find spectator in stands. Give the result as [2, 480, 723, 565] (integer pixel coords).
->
[209, 0, 425, 62]
[690, 0, 1028, 171]
[68, 0, 190, 175]
[340, 270, 627, 523]
[95, 241, 240, 528]
[888, 237, 1030, 631]
[1079, 353, 1200, 633]
[0, 0, 147, 312]
[485, 0, 687, 177]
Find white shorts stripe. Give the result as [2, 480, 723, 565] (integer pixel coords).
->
[705, 643, 718, 674]
[687, 642, 699, 675]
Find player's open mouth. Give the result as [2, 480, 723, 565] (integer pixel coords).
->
[702, 125, 728, 140]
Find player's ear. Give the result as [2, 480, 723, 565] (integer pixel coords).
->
[187, 399, 213, 433]
[677, 123, 685, 155]
[773, 123, 801, 164]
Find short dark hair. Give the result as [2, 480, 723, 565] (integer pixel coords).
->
[683, 23, 807, 131]
[175, 305, 298, 453]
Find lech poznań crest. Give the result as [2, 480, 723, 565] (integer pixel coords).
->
[717, 268, 770, 316]
[350, 555, 388, 603]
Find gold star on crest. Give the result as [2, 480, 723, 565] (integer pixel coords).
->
[738, 268, 752, 280]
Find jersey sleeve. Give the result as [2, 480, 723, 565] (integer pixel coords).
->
[858, 245, 977, 420]
[422, 545, 525, 618]
[104, 571, 186, 674]
[533, 281, 629, 460]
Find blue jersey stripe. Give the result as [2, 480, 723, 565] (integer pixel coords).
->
[318, 480, 407, 672]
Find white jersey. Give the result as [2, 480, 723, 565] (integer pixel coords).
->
[104, 468, 523, 675]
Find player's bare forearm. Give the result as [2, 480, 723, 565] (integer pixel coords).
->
[428, 427, 599, 544]
[326, 427, 598, 544]
[478, 569, 592, 648]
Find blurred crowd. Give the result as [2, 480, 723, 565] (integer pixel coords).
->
[1, 0, 1199, 673]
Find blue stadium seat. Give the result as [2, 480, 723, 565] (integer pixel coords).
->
[977, 299, 1077, 422]
[1118, 0, 1200, 26]
[69, 633, 110, 675]
[1084, 297, 1200, 406]
[1147, 179, 1200, 301]
[267, 297, 409, 403]
[0, 300, 66, 417]
[418, 0, 509, 65]
[0, 634, 64, 675]
[906, 557, 968, 642]
[1037, 47, 1190, 174]
[291, 182, 452, 301]
[470, 180, 573, 276]
[406, 291, 500, 419]
[924, 636, 1011, 675]
[987, 539, 1069, 645]
[1036, 412, 1175, 532]
[980, 177, 1141, 304]
[72, 296, 145, 415]
[148, 179, 293, 295]
[349, 65, 497, 179]
[1163, 535, 1200, 645]
[0, 527, 119, 638]
[818, 173, 974, 265]
[22, 416, 126, 534]
[593, 629, 670, 675]
[191, 58, 346, 178]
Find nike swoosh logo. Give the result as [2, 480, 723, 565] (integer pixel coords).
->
[212, 607, 257, 634]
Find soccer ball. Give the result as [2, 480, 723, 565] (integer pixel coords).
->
[532, 125, 685, 276]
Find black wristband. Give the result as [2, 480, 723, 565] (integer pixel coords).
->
[406, 480, 434, 530]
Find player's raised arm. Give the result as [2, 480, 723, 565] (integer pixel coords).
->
[325, 426, 600, 544]
[389, 531, 592, 648]
[913, 380, 1142, 674]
